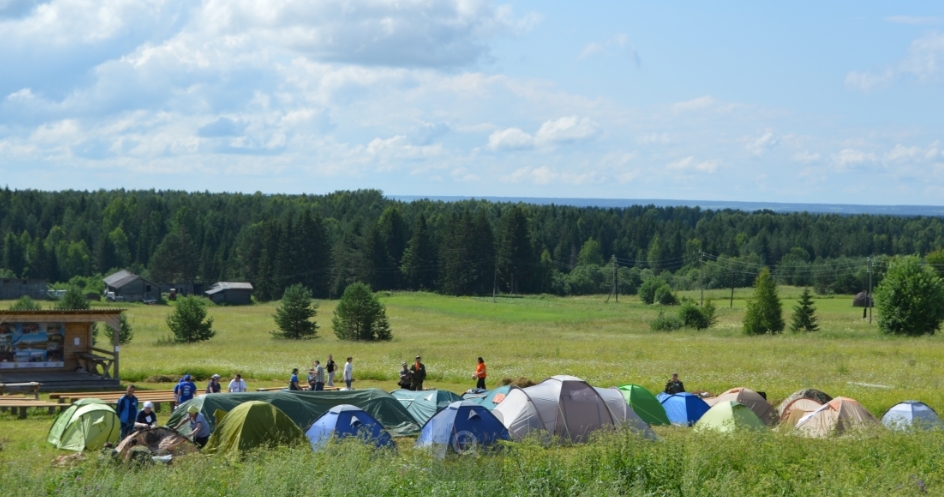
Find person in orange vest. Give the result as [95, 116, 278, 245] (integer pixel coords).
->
[474, 357, 487, 390]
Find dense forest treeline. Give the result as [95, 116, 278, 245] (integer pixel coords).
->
[1, 188, 943, 300]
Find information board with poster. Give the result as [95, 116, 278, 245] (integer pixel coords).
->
[0, 322, 65, 368]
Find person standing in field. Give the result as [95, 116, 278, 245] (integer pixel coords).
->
[116, 384, 139, 439]
[326, 354, 337, 387]
[343, 356, 353, 389]
[289, 368, 301, 390]
[177, 374, 197, 407]
[313, 360, 326, 391]
[664, 373, 685, 394]
[228, 373, 247, 393]
[135, 401, 157, 430]
[410, 356, 427, 391]
[398, 363, 413, 390]
[307, 368, 317, 390]
[175, 405, 210, 448]
[474, 357, 487, 390]
[206, 374, 222, 394]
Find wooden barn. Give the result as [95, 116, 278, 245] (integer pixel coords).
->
[205, 282, 254, 305]
[0, 278, 48, 300]
[103, 270, 159, 302]
[0, 309, 124, 391]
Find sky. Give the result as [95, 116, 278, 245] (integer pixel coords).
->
[2, 1, 944, 204]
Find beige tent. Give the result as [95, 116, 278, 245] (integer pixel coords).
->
[705, 387, 777, 426]
[776, 389, 832, 418]
[794, 397, 881, 437]
[778, 397, 824, 426]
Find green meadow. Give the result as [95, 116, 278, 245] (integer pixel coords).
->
[3, 289, 944, 495]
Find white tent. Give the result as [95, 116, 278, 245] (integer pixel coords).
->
[490, 387, 547, 441]
[882, 401, 943, 430]
[493, 375, 616, 443]
[592, 387, 657, 439]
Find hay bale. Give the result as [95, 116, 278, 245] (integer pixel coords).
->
[145, 375, 176, 383]
[499, 377, 536, 388]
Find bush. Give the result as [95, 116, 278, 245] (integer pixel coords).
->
[8, 295, 41, 310]
[875, 255, 944, 336]
[650, 311, 684, 331]
[166, 296, 215, 343]
[638, 277, 667, 304]
[332, 282, 392, 341]
[743, 268, 784, 335]
[679, 300, 717, 330]
[56, 286, 90, 310]
[654, 284, 678, 305]
[271, 284, 319, 339]
[118, 313, 134, 345]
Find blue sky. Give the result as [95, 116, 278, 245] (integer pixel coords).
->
[2, 1, 944, 204]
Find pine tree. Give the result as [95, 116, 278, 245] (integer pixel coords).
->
[166, 296, 215, 343]
[496, 206, 536, 293]
[118, 313, 134, 345]
[332, 282, 392, 341]
[400, 214, 437, 290]
[56, 286, 90, 310]
[743, 268, 785, 335]
[789, 288, 819, 332]
[271, 283, 319, 339]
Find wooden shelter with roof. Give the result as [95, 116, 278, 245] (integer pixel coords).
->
[0, 309, 125, 391]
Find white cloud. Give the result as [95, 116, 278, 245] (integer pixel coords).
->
[577, 33, 638, 65]
[672, 96, 715, 113]
[666, 156, 719, 173]
[833, 148, 877, 169]
[487, 127, 534, 150]
[746, 129, 778, 156]
[885, 16, 940, 25]
[487, 115, 599, 150]
[578, 42, 602, 59]
[793, 150, 821, 163]
[636, 132, 672, 145]
[847, 32, 944, 92]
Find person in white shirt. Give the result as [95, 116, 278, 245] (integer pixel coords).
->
[228, 373, 247, 393]
[343, 357, 353, 389]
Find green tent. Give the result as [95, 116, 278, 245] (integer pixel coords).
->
[617, 384, 670, 426]
[390, 389, 463, 425]
[47, 399, 120, 451]
[204, 401, 304, 457]
[168, 389, 419, 437]
[694, 401, 767, 433]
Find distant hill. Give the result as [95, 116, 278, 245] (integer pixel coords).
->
[390, 196, 944, 217]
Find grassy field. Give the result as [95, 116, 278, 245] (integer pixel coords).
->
[2, 288, 944, 495]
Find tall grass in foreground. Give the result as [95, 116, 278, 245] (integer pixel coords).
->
[3, 427, 941, 496]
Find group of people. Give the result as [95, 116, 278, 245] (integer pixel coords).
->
[290, 355, 354, 391]
[395, 356, 487, 392]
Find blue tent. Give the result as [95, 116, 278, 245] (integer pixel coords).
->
[657, 392, 710, 426]
[305, 404, 395, 451]
[882, 401, 943, 430]
[462, 385, 513, 410]
[415, 401, 509, 457]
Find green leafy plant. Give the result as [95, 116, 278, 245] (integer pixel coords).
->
[651, 310, 684, 331]
[679, 300, 717, 330]
[8, 295, 41, 310]
[654, 285, 678, 305]
[332, 282, 392, 341]
[271, 284, 319, 339]
[55, 286, 90, 310]
[166, 296, 215, 343]
[875, 256, 944, 336]
[638, 277, 668, 305]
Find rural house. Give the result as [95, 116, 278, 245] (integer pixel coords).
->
[0, 278, 47, 300]
[102, 270, 159, 302]
[205, 282, 254, 305]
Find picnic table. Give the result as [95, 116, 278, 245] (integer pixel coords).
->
[0, 382, 41, 399]
[0, 397, 67, 418]
[75, 352, 115, 379]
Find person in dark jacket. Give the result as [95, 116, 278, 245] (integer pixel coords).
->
[116, 384, 139, 439]
[206, 374, 222, 394]
[410, 356, 427, 391]
[135, 401, 157, 429]
[398, 363, 413, 390]
[664, 373, 685, 394]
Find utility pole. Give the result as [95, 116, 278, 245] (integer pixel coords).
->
[606, 255, 617, 303]
[729, 266, 735, 309]
[867, 256, 872, 324]
[492, 266, 497, 303]
[699, 251, 704, 306]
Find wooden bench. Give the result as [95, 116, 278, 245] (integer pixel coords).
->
[0, 398, 67, 418]
[0, 382, 41, 399]
[75, 352, 115, 379]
